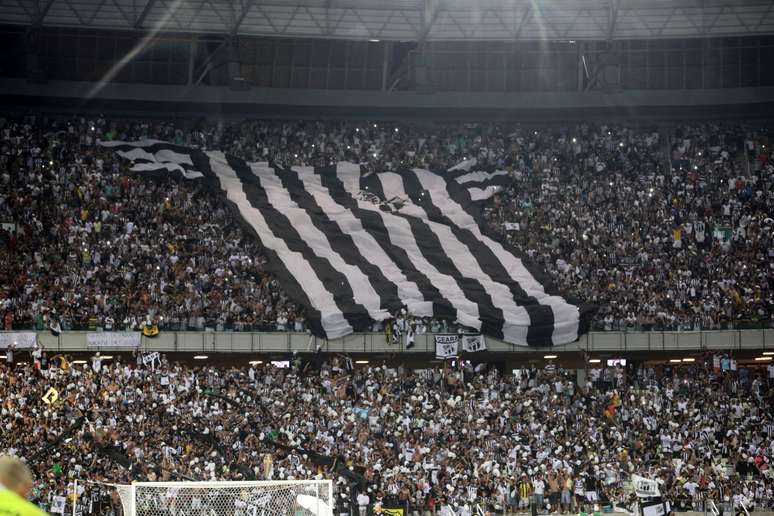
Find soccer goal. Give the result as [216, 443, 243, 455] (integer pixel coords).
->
[99, 480, 333, 516]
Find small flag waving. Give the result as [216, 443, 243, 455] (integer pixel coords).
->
[631, 474, 661, 498]
[462, 334, 487, 353]
[101, 141, 594, 346]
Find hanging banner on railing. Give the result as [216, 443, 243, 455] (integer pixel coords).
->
[86, 332, 141, 348]
[435, 335, 459, 359]
[0, 332, 37, 349]
[462, 334, 487, 353]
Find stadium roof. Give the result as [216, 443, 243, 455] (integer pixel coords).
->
[3, 0, 774, 42]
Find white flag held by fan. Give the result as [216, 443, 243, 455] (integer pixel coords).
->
[142, 352, 161, 371]
[51, 496, 67, 514]
[462, 334, 487, 353]
[631, 474, 661, 498]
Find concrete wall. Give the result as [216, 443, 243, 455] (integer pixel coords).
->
[4, 329, 773, 355]
[1, 79, 773, 120]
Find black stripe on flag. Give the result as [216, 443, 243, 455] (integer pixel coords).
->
[186, 151, 326, 336]
[223, 155, 373, 332]
[273, 165, 403, 314]
[403, 169, 556, 345]
[394, 170, 505, 338]
[441, 174, 570, 344]
[324, 168, 456, 322]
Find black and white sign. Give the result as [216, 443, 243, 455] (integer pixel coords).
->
[642, 499, 671, 516]
[632, 474, 661, 498]
[435, 335, 459, 359]
[143, 352, 161, 370]
[461, 334, 487, 353]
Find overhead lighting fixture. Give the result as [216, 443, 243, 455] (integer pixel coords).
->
[669, 359, 681, 363]
[763, 351, 774, 356]
[543, 355, 557, 359]
[72, 360, 87, 365]
[681, 358, 695, 363]
[755, 356, 772, 361]
[248, 360, 263, 365]
[193, 355, 208, 360]
[355, 360, 370, 364]
[588, 358, 601, 363]
[100, 355, 113, 360]
[369, 39, 380, 42]
[0, 355, 5, 360]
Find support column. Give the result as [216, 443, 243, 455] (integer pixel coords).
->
[381, 41, 392, 91]
[187, 38, 196, 85]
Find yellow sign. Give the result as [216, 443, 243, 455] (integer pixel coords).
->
[42, 387, 59, 405]
[381, 509, 404, 516]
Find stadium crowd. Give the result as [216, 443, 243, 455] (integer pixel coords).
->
[0, 351, 772, 515]
[1, 114, 773, 333]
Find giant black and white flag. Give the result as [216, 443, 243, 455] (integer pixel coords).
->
[101, 140, 594, 346]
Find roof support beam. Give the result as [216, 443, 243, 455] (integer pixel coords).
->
[704, 5, 724, 35]
[418, 0, 441, 44]
[754, 1, 774, 30]
[253, 4, 280, 33]
[607, 0, 619, 41]
[134, 0, 157, 29]
[324, 0, 333, 35]
[31, 0, 56, 26]
[231, 0, 255, 35]
[513, 6, 532, 40]
[61, 0, 86, 25]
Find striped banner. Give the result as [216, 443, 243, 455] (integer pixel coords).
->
[101, 140, 594, 346]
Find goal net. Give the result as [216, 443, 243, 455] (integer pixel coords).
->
[107, 480, 333, 516]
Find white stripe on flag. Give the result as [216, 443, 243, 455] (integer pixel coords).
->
[466, 185, 501, 201]
[378, 172, 529, 344]
[250, 163, 390, 323]
[296, 166, 432, 317]
[336, 165, 482, 331]
[448, 158, 477, 172]
[206, 152, 353, 338]
[412, 168, 580, 344]
[114, 147, 203, 179]
[454, 170, 509, 184]
[113, 147, 195, 166]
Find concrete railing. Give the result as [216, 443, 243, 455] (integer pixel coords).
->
[1, 328, 773, 355]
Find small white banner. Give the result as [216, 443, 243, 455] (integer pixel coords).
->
[631, 474, 661, 498]
[86, 332, 141, 348]
[462, 334, 487, 353]
[0, 332, 37, 349]
[51, 495, 67, 514]
[143, 352, 161, 370]
[503, 222, 520, 231]
[434, 335, 459, 359]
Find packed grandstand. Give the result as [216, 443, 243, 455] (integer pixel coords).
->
[2, 2, 774, 516]
[0, 349, 772, 515]
[0, 114, 773, 515]
[1, 116, 772, 335]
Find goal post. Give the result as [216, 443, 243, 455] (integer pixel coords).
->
[104, 479, 334, 516]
